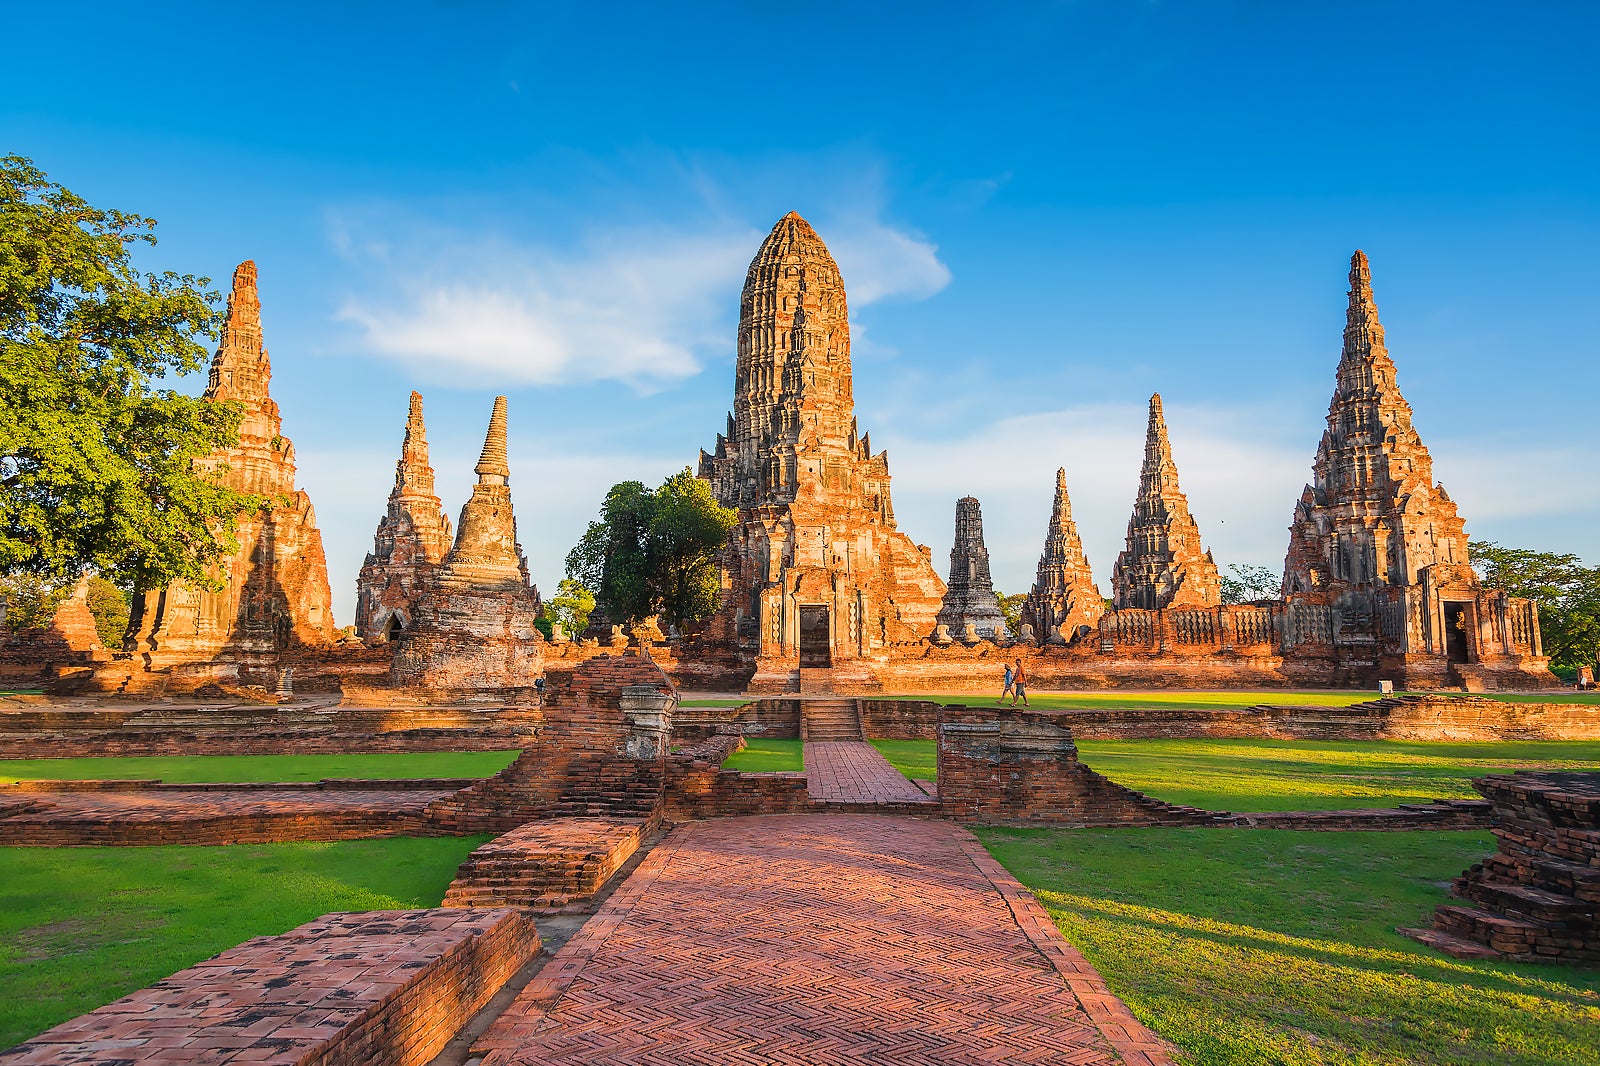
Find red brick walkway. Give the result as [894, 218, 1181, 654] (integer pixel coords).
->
[475, 814, 1173, 1065]
[804, 740, 936, 805]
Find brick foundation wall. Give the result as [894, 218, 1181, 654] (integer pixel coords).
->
[426, 654, 675, 834]
[0, 908, 540, 1066]
[936, 705, 1217, 825]
[662, 734, 813, 819]
[1411, 772, 1600, 963]
[673, 699, 801, 742]
[442, 818, 646, 911]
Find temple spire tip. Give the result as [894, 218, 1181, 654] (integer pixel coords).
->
[475, 396, 511, 482]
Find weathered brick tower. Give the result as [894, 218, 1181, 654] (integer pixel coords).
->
[1282, 252, 1550, 688]
[1021, 468, 1105, 644]
[121, 261, 336, 687]
[935, 496, 1009, 641]
[356, 391, 454, 642]
[1111, 394, 1221, 610]
[390, 396, 544, 695]
[697, 212, 945, 692]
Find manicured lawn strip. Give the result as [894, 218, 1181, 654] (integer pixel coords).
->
[880, 689, 1599, 710]
[0, 836, 489, 1051]
[1075, 738, 1600, 812]
[979, 827, 1600, 1065]
[869, 739, 936, 780]
[721, 737, 804, 773]
[0, 750, 522, 784]
[679, 698, 749, 708]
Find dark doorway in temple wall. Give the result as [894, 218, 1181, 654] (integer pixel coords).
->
[798, 606, 832, 668]
[1443, 602, 1472, 663]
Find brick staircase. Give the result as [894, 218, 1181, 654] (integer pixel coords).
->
[801, 698, 864, 742]
[1403, 771, 1599, 963]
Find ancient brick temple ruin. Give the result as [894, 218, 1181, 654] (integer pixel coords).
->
[934, 496, 1009, 642]
[1278, 252, 1548, 689]
[696, 212, 946, 693]
[1111, 394, 1222, 611]
[89, 261, 336, 692]
[355, 391, 454, 643]
[1020, 468, 1105, 645]
[390, 396, 545, 695]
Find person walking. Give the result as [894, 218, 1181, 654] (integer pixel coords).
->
[1010, 658, 1029, 707]
[999, 663, 1014, 704]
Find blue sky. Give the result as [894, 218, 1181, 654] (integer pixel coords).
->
[5, 2, 1596, 624]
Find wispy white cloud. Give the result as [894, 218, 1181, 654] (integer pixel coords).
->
[331, 209, 952, 390]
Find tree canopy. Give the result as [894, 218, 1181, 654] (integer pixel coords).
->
[1221, 563, 1281, 604]
[0, 155, 259, 593]
[566, 469, 738, 628]
[1470, 540, 1600, 676]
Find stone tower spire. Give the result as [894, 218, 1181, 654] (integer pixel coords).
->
[935, 496, 1009, 640]
[435, 396, 529, 591]
[701, 211, 866, 512]
[1283, 251, 1469, 595]
[355, 391, 455, 641]
[205, 260, 273, 410]
[121, 259, 336, 678]
[1111, 394, 1221, 610]
[391, 395, 544, 692]
[1021, 468, 1105, 642]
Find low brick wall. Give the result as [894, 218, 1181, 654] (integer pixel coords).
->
[0, 701, 539, 758]
[673, 698, 801, 741]
[936, 705, 1218, 826]
[1408, 771, 1600, 963]
[1226, 800, 1493, 831]
[0, 908, 540, 1066]
[442, 818, 647, 912]
[0, 780, 460, 846]
[662, 733, 814, 819]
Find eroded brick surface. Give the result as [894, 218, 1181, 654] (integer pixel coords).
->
[475, 814, 1173, 1065]
[0, 908, 539, 1066]
[442, 817, 646, 911]
[0, 782, 456, 845]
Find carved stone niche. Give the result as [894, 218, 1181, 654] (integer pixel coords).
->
[619, 683, 676, 760]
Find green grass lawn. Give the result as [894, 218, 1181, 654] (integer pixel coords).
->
[882, 689, 1600, 709]
[679, 698, 750, 708]
[980, 827, 1600, 1065]
[0, 750, 521, 784]
[1075, 738, 1600, 811]
[0, 836, 489, 1051]
[869, 739, 936, 780]
[721, 737, 804, 772]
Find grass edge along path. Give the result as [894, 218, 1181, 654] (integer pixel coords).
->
[721, 737, 804, 773]
[0, 750, 522, 784]
[979, 826, 1600, 1066]
[0, 835, 490, 1051]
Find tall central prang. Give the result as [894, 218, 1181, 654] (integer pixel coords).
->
[699, 213, 945, 692]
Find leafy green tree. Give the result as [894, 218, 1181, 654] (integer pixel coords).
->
[539, 577, 595, 639]
[0, 573, 69, 629]
[567, 469, 737, 628]
[1221, 563, 1281, 604]
[0, 155, 259, 594]
[995, 591, 1026, 634]
[84, 576, 130, 648]
[1469, 540, 1600, 676]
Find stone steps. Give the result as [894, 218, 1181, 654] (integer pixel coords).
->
[801, 698, 864, 742]
[1455, 879, 1592, 924]
[1479, 853, 1600, 904]
[1395, 925, 1505, 960]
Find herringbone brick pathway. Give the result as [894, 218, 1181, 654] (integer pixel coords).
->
[475, 814, 1173, 1065]
[805, 741, 935, 805]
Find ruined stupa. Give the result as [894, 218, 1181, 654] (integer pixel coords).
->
[122, 260, 336, 686]
[935, 497, 1009, 641]
[390, 396, 544, 694]
[355, 392, 454, 642]
[697, 212, 946, 691]
[1021, 468, 1105, 643]
[1282, 252, 1549, 686]
[1111, 394, 1221, 610]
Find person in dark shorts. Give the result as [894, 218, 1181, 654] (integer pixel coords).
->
[1010, 659, 1029, 707]
[999, 662, 1014, 703]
